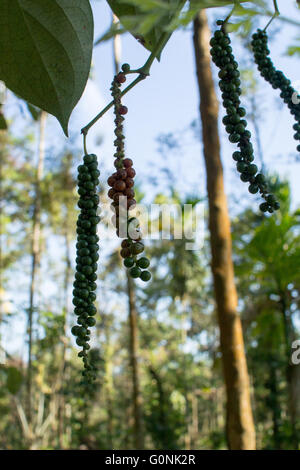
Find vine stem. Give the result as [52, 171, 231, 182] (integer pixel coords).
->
[222, 0, 239, 31]
[263, 0, 280, 31]
[81, 29, 172, 137]
[81, 75, 145, 136]
[83, 133, 88, 155]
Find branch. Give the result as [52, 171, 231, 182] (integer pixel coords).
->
[81, 29, 172, 137]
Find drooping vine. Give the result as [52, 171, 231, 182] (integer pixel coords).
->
[251, 29, 300, 155]
[107, 66, 151, 282]
[72, 153, 100, 384]
[210, 20, 280, 214]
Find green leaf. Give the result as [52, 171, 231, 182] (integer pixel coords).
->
[6, 367, 23, 395]
[106, 0, 186, 58]
[287, 44, 300, 57]
[0, 0, 94, 136]
[26, 102, 42, 121]
[190, 0, 248, 7]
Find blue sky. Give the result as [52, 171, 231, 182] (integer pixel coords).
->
[2, 0, 300, 356]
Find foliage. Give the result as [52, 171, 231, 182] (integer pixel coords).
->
[0, 0, 94, 135]
[1, 1, 299, 134]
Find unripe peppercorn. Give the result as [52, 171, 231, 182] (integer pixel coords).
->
[122, 63, 130, 73]
[124, 257, 135, 268]
[73, 153, 100, 382]
[137, 257, 150, 269]
[252, 28, 300, 157]
[130, 266, 141, 278]
[210, 23, 279, 214]
[140, 270, 151, 282]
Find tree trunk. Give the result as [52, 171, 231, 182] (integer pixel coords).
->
[127, 273, 144, 449]
[268, 356, 281, 449]
[27, 110, 47, 425]
[193, 11, 256, 450]
[149, 365, 168, 448]
[279, 292, 299, 448]
[57, 153, 73, 449]
[103, 320, 115, 449]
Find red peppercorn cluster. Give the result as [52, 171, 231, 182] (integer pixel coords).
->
[106, 70, 151, 282]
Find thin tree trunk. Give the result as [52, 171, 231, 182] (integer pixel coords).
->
[279, 292, 299, 448]
[127, 273, 144, 449]
[191, 391, 199, 449]
[57, 230, 71, 448]
[57, 154, 73, 449]
[149, 365, 168, 448]
[27, 110, 47, 425]
[112, 14, 122, 76]
[103, 317, 115, 449]
[193, 11, 256, 450]
[268, 356, 281, 449]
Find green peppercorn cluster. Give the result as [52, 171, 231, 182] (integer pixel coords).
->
[106, 68, 151, 282]
[252, 29, 300, 155]
[72, 153, 100, 383]
[210, 22, 280, 214]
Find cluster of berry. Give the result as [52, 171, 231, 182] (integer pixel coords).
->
[72, 153, 100, 384]
[107, 67, 151, 282]
[210, 21, 280, 214]
[252, 29, 300, 155]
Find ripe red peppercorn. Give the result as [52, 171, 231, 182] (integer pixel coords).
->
[116, 73, 126, 83]
[125, 178, 134, 188]
[113, 192, 124, 203]
[125, 188, 135, 198]
[107, 176, 116, 187]
[126, 167, 136, 178]
[123, 158, 133, 168]
[108, 188, 115, 199]
[116, 169, 127, 180]
[114, 180, 126, 192]
[119, 105, 128, 115]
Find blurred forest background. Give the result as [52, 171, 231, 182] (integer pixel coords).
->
[0, 0, 300, 450]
